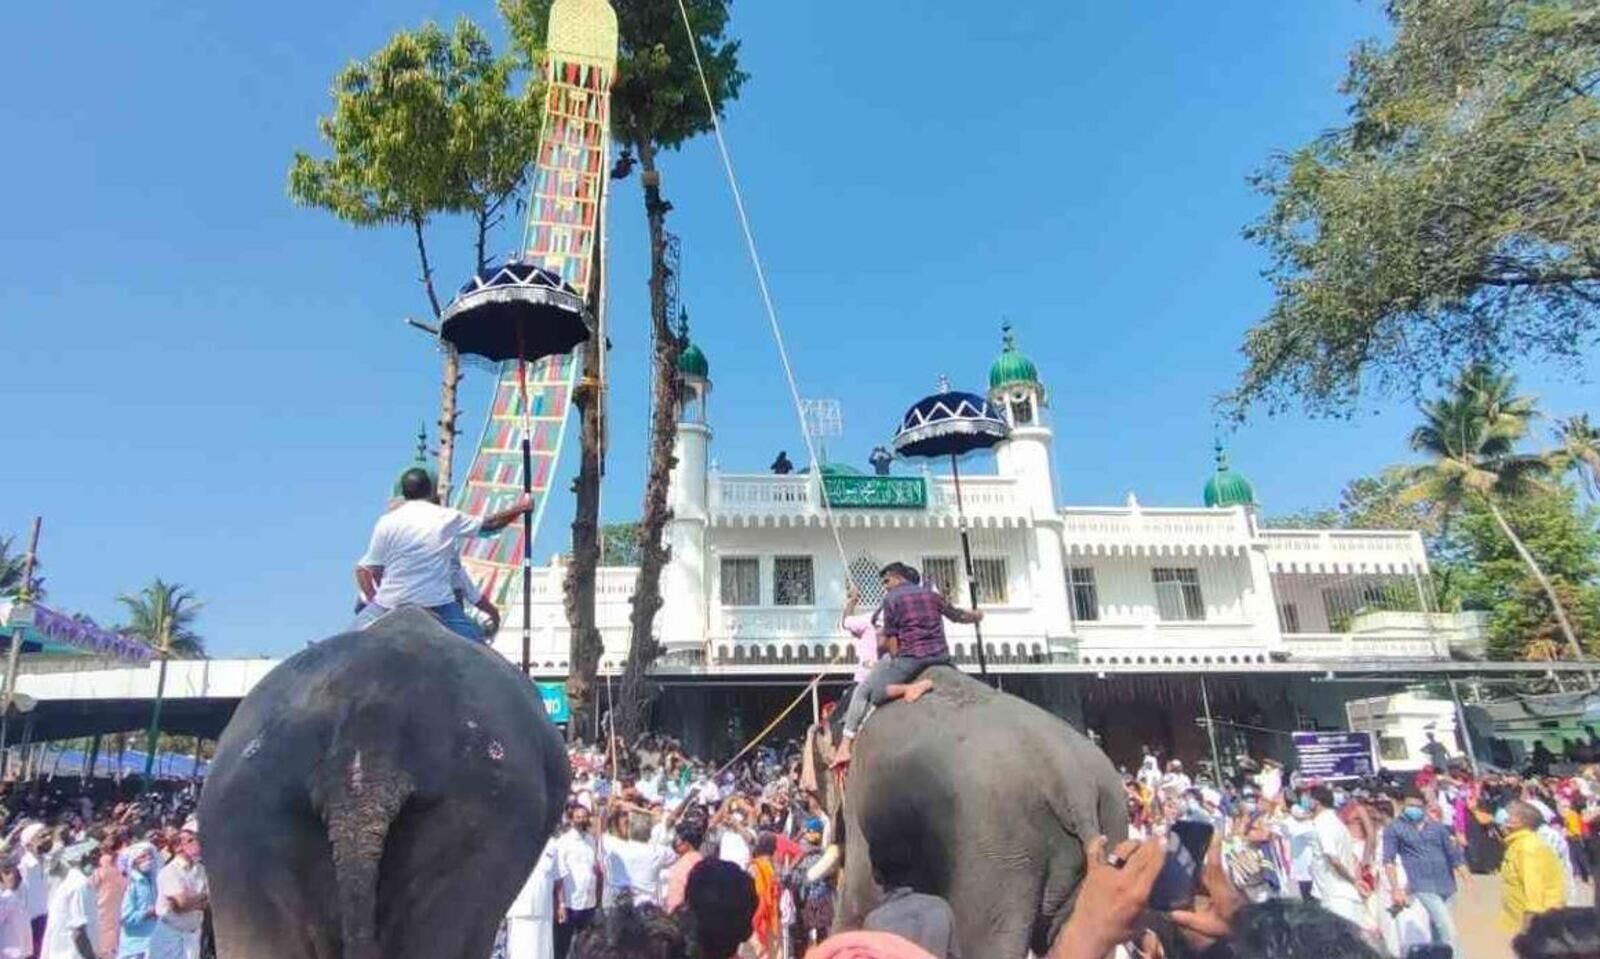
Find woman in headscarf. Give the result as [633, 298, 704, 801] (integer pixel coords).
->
[746, 833, 781, 959]
[117, 843, 159, 959]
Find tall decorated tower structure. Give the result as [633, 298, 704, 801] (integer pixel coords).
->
[661, 316, 711, 660]
[988, 325, 1074, 652]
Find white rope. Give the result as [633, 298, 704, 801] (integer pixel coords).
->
[671, 0, 850, 572]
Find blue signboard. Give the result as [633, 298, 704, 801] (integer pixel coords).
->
[536, 681, 572, 724]
[1292, 731, 1375, 782]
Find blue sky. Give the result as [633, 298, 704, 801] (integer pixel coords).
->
[3, 1, 1595, 657]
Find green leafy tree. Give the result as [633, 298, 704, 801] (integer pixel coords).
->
[1403, 365, 1586, 659]
[1444, 485, 1600, 660]
[289, 19, 541, 500]
[0, 536, 41, 600]
[1555, 414, 1600, 499]
[1231, 0, 1600, 416]
[600, 522, 644, 566]
[503, 0, 746, 744]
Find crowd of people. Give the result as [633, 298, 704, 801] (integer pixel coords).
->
[490, 734, 1600, 959]
[0, 784, 208, 959]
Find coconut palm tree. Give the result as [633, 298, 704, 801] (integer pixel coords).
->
[117, 579, 204, 787]
[1555, 414, 1600, 500]
[1405, 365, 1585, 662]
[0, 536, 42, 599]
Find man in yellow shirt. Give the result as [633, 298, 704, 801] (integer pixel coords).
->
[1499, 800, 1567, 932]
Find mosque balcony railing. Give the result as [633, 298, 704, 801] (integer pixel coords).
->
[1059, 505, 1254, 555]
[706, 606, 1056, 666]
[1258, 528, 1427, 574]
[709, 473, 1026, 524]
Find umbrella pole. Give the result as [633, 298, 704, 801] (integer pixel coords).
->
[949, 454, 989, 678]
[519, 347, 534, 676]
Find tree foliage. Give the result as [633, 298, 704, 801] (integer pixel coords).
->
[1442, 485, 1600, 659]
[500, 0, 747, 156]
[1232, 0, 1600, 416]
[0, 536, 42, 600]
[1555, 413, 1600, 498]
[600, 522, 643, 566]
[117, 579, 206, 659]
[289, 19, 539, 274]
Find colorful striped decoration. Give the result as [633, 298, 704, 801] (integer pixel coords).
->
[456, 0, 618, 608]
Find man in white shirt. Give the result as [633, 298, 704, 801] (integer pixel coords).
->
[149, 830, 207, 959]
[506, 838, 561, 959]
[40, 840, 97, 959]
[15, 823, 51, 958]
[600, 809, 675, 909]
[353, 468, 529, 641]
[554, 805, 600, 959]
[1306, 786, 1376, 938]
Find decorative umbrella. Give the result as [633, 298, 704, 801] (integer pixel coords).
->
[438, 257, 593, 673]
[891, 377, 1011, 677]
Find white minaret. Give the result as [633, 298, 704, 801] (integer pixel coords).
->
[661, 316, 711, 661]
[988, 325, 1074, 653]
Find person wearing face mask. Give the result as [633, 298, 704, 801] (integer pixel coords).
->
[1306, 785, 1377, 939]
[1273, 795, 1320, 901]
[1382, 790, 1467, 953]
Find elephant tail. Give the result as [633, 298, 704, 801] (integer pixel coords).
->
[324, 749, 413, 959]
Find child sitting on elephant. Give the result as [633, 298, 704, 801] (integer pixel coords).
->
[832, 563, 983, 769]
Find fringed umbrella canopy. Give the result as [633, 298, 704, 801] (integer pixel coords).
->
[438, 257, 591, 362]
[891, 383, 1010, 460]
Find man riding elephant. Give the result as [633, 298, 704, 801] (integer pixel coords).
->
[832, 563, 982, 768]
[809, 666, 1128, 958]
[353, 467, 530, 641]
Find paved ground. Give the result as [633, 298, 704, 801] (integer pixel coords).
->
[1451, 874, 1590, 959]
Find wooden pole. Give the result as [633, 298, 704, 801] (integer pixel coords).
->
[948, 455, 990, 678]
[1, 518, 43, 774]
[1199, 674, 1223, 783]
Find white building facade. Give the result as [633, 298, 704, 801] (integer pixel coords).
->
[491, 330, 1484, 679]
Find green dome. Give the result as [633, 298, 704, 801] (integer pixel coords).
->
[677, 341, 709, 379]
[988, 324, 1039, 391]
[1203, 443, 1256, 508]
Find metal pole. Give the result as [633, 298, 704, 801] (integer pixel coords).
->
[1199, 674, 1223, 783]
[948, 455, 989, 678]
[1, 518, 43, 770]
[142, 652, 169, 792]
[1447, 678, 1480, 773]
[518, 335, 534, 676]
[811, 682, 820, 726]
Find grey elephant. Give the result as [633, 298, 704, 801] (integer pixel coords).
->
[200, 608, 569, 959]
[809, 665, 1127, 958]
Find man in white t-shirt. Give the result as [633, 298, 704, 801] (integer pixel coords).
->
[149, 830, 208, 959]
[16, 823, 51, 956]
[554, 805, 600, 959]
[600, 809, 675, 908]
[1306, 785, 1376, 937]
[353, 467, 530, 641]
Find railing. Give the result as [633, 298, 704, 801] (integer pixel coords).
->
[1060, 505, 1251, 552]
[1259, 529, 1426, 572]
[1281, 633, 1447, 660]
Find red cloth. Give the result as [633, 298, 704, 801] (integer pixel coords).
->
[774, 834, 805, 869]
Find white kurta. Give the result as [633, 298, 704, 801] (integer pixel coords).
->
[506, 841, 560, 959]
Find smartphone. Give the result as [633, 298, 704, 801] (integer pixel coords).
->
[1146, 820, 1214, 911]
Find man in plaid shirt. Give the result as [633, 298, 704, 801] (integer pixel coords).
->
[832, 562, 983, 767]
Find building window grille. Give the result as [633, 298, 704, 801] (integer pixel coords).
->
[1068, 567, 1100, 622]
[1152, 567, 1205, 621]
[720, 558, 760, 607]
[1278, 602, 1301, 634]
[972, 558, 1008, 605]
[921, 557, 959, 599]
[848, 554, 886, 606]
[773, 556, 814, 606]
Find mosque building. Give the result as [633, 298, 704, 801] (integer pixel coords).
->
[488, 327, 1501, 768]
